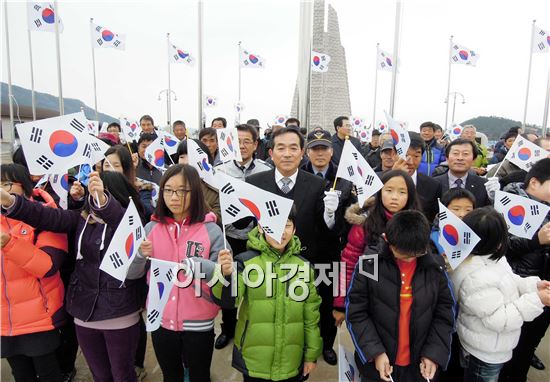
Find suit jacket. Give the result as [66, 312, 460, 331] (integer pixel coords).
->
[433, 172, 490, 207]
[416, 173, 443, 223]
[247, 169, 327, 263]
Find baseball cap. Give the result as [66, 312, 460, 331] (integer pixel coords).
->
[306, 130, 332, 149]
[380, 140, 395, 152]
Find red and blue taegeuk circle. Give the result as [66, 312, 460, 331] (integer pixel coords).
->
[313, 56, 320, 66]
[153, 150, 165, 167]
[390, 129, 400, 145]
[518, 148, 531, 161]
[49, 131, 79, 157]
[249, 54, 259, 64]
[41, 8, 55, 24]
[442, 224, 459, 246]
[459, 50, 469, 60]
[239, 198, 261, 220]
[102, 30, 114, 42]
[507, 205, 525, 226]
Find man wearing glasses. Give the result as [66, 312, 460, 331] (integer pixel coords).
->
[212, 123, 272, 350]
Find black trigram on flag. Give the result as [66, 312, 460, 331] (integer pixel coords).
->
[221, 148, 229, 157]
[153, 267, 160, 277]
[166, 269, 174, 282]
[517, 139, 524, 147]
[463, 232, 471, 245]
[356, 186, 364, 195]
[147, 309, 160, 324]
[109, 252, 124, 269]
[96, 38, 104, 46]
[396, 147, 404, 156]
[196, 161, 204, 171]
[524, 222, 532, 233]
[113, 40, 121, 47]
[539, 30, 547, 36]
[30, 127, 43, 143]
[128, 215, 134, 225]
[220, 132, 226, 140]
[52, 175, 59, 183]
[95, 26, 102, 32]
[265, 200, 280, 217]
[70, 118, 86, 133]
[135, 226, 142, 240]
[262, 226, 274, 234]
[196, 147, 205, 155]
[91, 142, 102, 152]
[500, 196, 511, 206]
[82, 144, 91, 159]
[364, 175, 374, 186]
[530, 205, 539, 216]
[451, 250, 462, 259]
[352, 152, 358, 160]
[36, 155, 54, 170]
[225, 204, 241, 217]
[347, 166, 355, 177]
[438, 211, 448, 221]
[33, 4, 41, 11]
[33, 19, 42, 27]
[220, 183, 235, 194]
[451, 55, 459, 62]
[538, 42, 546, 51]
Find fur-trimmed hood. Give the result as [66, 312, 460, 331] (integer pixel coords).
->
[344, 197, 375, 226]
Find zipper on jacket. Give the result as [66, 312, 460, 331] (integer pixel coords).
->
[37, 278, 49, 312]
[240, 320, 249, 348]
[1, 257, 13, 336]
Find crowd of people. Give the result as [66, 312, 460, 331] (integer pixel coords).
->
[1, 113, 550, 382]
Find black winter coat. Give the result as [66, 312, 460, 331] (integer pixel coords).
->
[346, 241, 455, 381]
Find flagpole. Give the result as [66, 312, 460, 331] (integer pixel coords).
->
[3, 1, 14, 134]
[167, 32, 172, 127]
[522, 20, 536, 127]
[27, 30, 37, 120]
[542, 66, 550, 137]
[372, 43, 380, 129]
[389, 0, 402, 117]
[444, 35, 454, 129]
[297, 1, 313, 131]
[197, 1, 204, 130]
[54, 0, 64, 115]
[237, 41, 242, 125]
[90, 18, 99, 122]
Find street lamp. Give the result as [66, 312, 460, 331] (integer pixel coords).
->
[444, 92, 466, 125]
[158, 89, 178, 127]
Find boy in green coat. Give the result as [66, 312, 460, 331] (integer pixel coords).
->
[212, 208, 322, 382]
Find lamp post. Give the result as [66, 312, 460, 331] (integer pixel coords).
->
[444, 92, 466, 124]
[158, 89, 177, 127]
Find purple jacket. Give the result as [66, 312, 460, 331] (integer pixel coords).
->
[5, 194, 144, 322]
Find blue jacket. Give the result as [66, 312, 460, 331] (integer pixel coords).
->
[419, 139, 446, 176]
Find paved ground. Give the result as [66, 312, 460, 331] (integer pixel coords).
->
[2, 313, 549, 381]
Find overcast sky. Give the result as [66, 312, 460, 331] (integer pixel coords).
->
[2, 0, 549, 133]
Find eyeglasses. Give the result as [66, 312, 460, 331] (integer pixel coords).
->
[162, 188, 192, 198]
[0, 182, 20, 192]
[239, 139, 255, 146]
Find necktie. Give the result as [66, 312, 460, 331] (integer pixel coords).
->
[316, 172, 324, 178]
[281, 177, 292, 194]
[454, 178, 464, 189]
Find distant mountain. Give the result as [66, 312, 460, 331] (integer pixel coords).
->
[460, 116, 542, 140]
[1, 82, 116, 123]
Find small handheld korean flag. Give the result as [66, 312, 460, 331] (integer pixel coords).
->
[494, 190, 550, 240]
[91, 21, 126, 50]
[120, 117, 142, 142]
[144, 136, 166, 171]
[85, 120, 99, 136]
[218, 173, 294, 243]
[384, 111, 410, 159]
[338, 343, 359, 382]
[351, 116, 366, 130]
[204, 95, 217, 108]
[377, 48, 395, 72]
[49, 174, 69, 210]
[447, 124, 463, 141]
[216, 128, 242, 163]
[159, 131, 180, 157]
[504, 136, 550, 172]
[450, 42, 479, 66]
[187, 139, 217, 188]
[240, 48, 265, 68]
[80, 134, 110, 166]
[137, 178, 160, 207]
[100, 122, 109, 133]
[27, 2, 63, 33]
[438, 201, 481, 269]
[311, 51, 331, 73]
[356, 126, 372, 144]
[335, 140, 383, 206]
[169, 42, 195, 65]
[16, 112, 92, 175]
[273, 115, 288, 126]
[146, 258, 181, 331]
[533, 25, 550, 53]
[99, 198, 145, 282]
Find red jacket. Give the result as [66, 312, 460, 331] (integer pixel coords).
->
[1, 189, 68, 336]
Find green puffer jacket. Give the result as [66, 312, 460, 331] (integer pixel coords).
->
[211, 227, 322, 381]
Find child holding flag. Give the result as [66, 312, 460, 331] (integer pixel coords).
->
[1, 171, 146, 382]
[346, 210, 455, 382]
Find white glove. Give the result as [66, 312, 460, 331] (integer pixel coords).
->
[323, 190, 339, 217]
[484, 176, 500, 200]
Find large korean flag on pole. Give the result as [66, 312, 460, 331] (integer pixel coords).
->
[99, 199, 145, 282]
[16, 112, 93, 175]
[335, 139, 383, 206]
[27, 2, 63, 32]
[217, 173, 293, 243]
[438, 201, 481, 269]
[91, 21, 126, 50]
[494, 190, 550, 240]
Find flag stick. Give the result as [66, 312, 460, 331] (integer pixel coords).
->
[3, 1, 14, 132]
[237, 41, 242, 125]
[197, 1, 204, 130]
[372, 43, 379, 130]
[90, 18, 99, 121]
[166, 32, 172, 126]
[77, 164, 83, 182]
[27, 29, 36, 120]
[522, 20, 536, 127]
[121, 126, 134, 154]
[53, 0, 64, 115]
[444, 35, 454, 129]
[333, 136, 350, 190]
[389, 0, 402, 117]
[220, 159, 229, 250]
[543, 66, 550, 136]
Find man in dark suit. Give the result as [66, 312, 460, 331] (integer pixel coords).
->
[330, 116, 363, 165]
[247, 127, 338, 264]
[433, 138, 490, 207]
[390, 133, 442, 222]
[300, 129, 356, 366]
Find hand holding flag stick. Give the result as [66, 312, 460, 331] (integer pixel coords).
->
[87, 171, 106, 207]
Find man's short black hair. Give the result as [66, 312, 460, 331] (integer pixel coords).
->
[333, 116, 349, 130]
[211, 117, 227, 128]
[199, 127, 217, 140]
[503, 131, 518, 141]
[441, 188, 476, 209]
[463, 207, 509, 261]
[139, 115, 154, 125]
[385, 210, 431, 256]
[408, 132, 426, 154]
[285, 117, 300, 127]
[107, 122, 121, 132]
[524, 158, 550, 189]
[445, 138, 478, 159]
[434, 124, 443, 132]
[419, 121, 436, 131]
[137, 133, 158, 146]
[236, 124, 258, 142]
[271, 127, 305, 149]
[173, 120, 186, 128]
